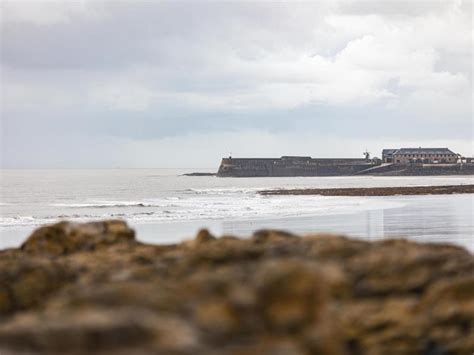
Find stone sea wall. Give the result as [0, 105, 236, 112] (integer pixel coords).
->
[217, 157, 372, 177]
[0, 220, 473, 354]
[216, 157, 474, 177]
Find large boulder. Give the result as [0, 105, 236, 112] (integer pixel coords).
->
[0, 221, 472, 354]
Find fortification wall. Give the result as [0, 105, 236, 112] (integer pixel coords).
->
[217, 158, 275, 177]
[217, 157, 474, 177]
[217, 157, 373, 177]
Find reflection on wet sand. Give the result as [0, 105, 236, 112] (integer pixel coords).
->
[223, 194, 474, 251]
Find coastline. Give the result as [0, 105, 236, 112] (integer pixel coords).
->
[259, 184, 474, 196]
[2, 172, 473, 251]
[2, 191, 473, 252]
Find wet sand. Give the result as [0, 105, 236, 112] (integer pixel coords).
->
[259, 184, 474, 196]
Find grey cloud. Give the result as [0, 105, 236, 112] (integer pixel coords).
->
[1, 0, 472, 168]
[1, 2, 336, 70]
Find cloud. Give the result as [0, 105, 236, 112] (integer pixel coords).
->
[91, 85, 156, 111]
[1, 0, 472, 167]
[1, 0, 102, 25]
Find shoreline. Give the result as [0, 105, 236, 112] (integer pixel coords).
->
[2, 191, 473, 252]
[259, 184, 474, 196]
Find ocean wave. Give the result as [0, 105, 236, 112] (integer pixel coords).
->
[183, 187, 263, 195]
[0, 211, 158, 227]
[50, 201, 168, 208]
[1, 196, 406, 228]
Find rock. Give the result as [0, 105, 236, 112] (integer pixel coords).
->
[21, 220, 135, 257]
[420, 275, 474, 354]
[194, 299, 241, 339]
[0, 308, 199, 354]
[338, 297, 425, 354]
[252, 229, 296, 243]
[347, 239, 474, 297]
[0, 258, 76, 315]
[183, 229, 217, 249]
[195, 229, 216, 243]
[0, 220, 473, 354]
[255, 259, 325, 332]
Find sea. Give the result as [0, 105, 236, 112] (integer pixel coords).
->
[1, 169, 473, 251]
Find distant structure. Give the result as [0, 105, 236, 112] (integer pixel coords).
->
[381, 149, 398, 163]
[363, 150, 371, 161]
[382, 147, 457, 164]
[217, 155, 373, 177]
[217, 147, 473, 177]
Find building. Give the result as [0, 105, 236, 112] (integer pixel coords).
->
[382, 149, 398, 163]
[385, 147, 458, 164]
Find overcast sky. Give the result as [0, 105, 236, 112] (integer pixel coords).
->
[1, 0, 472, 168]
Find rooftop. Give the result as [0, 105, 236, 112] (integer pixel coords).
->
[394, 148, 456, 155]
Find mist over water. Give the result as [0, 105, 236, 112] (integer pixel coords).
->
[1, 169, 473, 250]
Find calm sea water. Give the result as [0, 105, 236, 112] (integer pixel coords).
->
[1, 169, 473, 251]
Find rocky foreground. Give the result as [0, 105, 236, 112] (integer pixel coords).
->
[0, 221, 473, 355]
[259, 184, 474, 196]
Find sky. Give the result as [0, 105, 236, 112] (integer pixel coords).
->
[1, 0, 472, 168]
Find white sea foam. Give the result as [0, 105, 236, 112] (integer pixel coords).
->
[1, 193, 406, 228]
[183, 187, 263, 195]
[50, 201, 168, 208]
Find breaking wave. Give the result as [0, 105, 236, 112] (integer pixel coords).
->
[50, 199, 181, 208]
[1, 195, 406, 228]
[183, 187, 264, 195]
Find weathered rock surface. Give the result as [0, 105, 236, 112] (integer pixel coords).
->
[0, 220, 472, 354]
